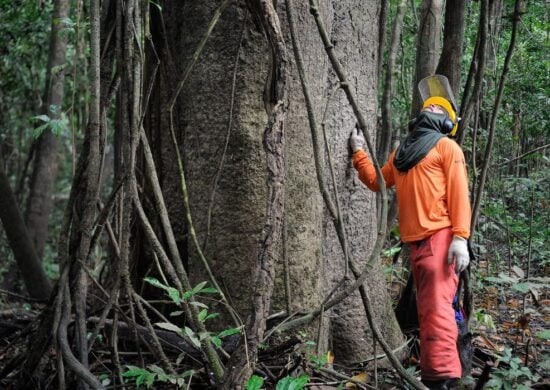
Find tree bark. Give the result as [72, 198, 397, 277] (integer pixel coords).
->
[436, 0, 467, 96]
[410, 0, 443, 116]
[144, 0, 403, 368]
[25, 0, 70, 260]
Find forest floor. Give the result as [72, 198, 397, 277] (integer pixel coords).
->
[0, 255, 548, 389]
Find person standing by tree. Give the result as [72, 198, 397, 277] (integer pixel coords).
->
[349, 75, 471, 390]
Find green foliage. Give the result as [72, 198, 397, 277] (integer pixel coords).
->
[145, 277, 241, 351]
[245, 374, 310, 390]
[145, 277, 219, 305]
[486, 348, 540, 390]
[246, 375, 264, 390]
[122, 364, 194, 388]
[276, 375, 309, 390]
[308, 353, 328, 370]
[31, 110, 70, 139]
[474, 310, 496, 332]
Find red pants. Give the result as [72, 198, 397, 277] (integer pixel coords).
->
[410, 227, 461, 381]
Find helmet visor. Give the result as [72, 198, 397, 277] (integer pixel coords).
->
[418, 75, 458, 113]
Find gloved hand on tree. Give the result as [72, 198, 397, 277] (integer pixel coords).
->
[349, 126, 365, 153]
[448, 236, 469, 273]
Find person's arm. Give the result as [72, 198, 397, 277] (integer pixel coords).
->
[440, 139, 471, 238]
[352, 149, 395, 192]
[440, 139, 471, 273]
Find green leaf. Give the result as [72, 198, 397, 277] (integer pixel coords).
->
[144, 277, 181, 305]
[486, 378, 503, 389]
[246, 375, 264, 390]
[183, 326, 201, 348]
[536, 329, 550, 340]
[192, 281, 208, 293]
[276, 375, 309, 390]
[145, 372, 156, 387]
[181, 369, 195, 378]
[198, 287, 218, 294]
[143, 277, 169, 290]
[155, 322, 182, 334]
[211, 336, 222, 348]
[32, 123, 49, 139]
[205, 312, 219, 321]
[218, 327, 241, 338]
[290, 375, 309, 389]
[511, 283, 530, 293]
[49, 116, 69, 136]
[31, 114, 50, 123]
[122, 366, 148, 377]
[189, 301, 208, 309]
[198, 309, 208, 323]
[167, 287, 181, 305]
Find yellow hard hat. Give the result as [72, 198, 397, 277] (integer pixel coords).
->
[422, 96, 459, 136]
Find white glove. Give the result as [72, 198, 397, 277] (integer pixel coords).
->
[349, 127, 365, 153]
[448, 236, 470, 273]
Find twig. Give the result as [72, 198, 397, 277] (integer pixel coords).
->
[494, 143, 550, 168]
[349, 338, 412, 366]
[0, 289, 47, 303]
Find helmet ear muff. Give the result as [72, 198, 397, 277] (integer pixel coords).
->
[441, 118, 454, 134]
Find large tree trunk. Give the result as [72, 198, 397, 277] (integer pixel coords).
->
[144, 0, 403, 366]
[24, 0, 70, 260]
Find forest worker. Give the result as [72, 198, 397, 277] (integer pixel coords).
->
[349, 75, 471, 390]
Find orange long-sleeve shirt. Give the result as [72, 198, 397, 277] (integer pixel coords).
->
[353, 138, 471, 242]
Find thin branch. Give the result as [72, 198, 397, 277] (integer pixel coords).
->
[494, 143, 550, 168]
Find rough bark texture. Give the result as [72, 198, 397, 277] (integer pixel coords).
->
[320, 0, 403, 362]
[436, 0, 467, 97]
[25, 0, 70, 260]
[145, 0, 403, 364]
[410, 0, 443, 116]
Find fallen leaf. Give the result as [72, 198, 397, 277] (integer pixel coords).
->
[345, 372, 369, 388]
[327, 351, 334, 365]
